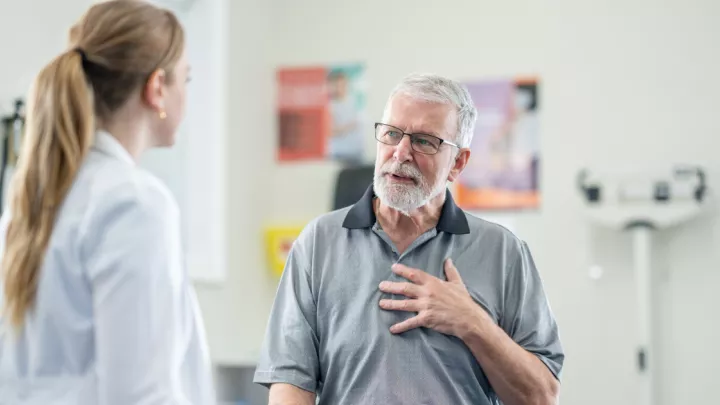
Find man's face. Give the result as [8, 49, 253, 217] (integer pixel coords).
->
[373, 94, 468, 213]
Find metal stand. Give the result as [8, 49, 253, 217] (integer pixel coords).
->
[578, 165, 708, 405]
[630, 224, 653, 405]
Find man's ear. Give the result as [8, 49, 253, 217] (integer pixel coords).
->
[447, 148, 471, 183]
[143, 68, 167, 112]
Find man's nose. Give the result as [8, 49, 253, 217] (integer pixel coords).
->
[393, 135, 414, 162]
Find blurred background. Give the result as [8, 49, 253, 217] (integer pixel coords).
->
[1, 0, 718, 404]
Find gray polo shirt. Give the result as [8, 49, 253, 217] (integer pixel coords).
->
[254, 186, 563, 405]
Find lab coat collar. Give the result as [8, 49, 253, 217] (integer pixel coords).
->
[92, 130, 136, 166]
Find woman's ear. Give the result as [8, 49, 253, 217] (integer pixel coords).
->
[143, 68, 167, 113]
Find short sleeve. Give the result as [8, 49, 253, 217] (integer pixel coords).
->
[253, 226, 320, 393]
[501, 241, 565, 380]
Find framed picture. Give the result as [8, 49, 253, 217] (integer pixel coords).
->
[455, 77, 540, 211]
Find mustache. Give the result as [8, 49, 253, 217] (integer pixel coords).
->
[382, 162, 422, 181]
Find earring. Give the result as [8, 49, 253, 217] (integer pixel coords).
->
[159, 110, 167, 120]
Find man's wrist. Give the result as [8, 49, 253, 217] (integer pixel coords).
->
[456, 305, 494, 342]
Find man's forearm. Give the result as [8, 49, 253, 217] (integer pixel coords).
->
[268, 383, 316, 405]
[458, 308, 559, 405]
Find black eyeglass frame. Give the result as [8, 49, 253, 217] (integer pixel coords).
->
[373, 122, 460, 155]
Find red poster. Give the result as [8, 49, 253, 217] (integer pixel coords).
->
[276, 67, 330, 161]
[276, 64, 367, 164]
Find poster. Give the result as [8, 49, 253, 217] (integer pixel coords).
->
[454, 77, 540, 210]
[264, 225, 304, 278]
[277, 64, 367, 164]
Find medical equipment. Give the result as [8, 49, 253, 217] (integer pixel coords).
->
[0, 98, 25, 214]
[577, 165, 708, 405]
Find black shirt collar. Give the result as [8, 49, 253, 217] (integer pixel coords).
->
[342, 185, 470, 235]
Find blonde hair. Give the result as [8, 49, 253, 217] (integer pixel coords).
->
[2, 0, 185, 329]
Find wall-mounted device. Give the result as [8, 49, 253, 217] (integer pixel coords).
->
[577, 165, 709, 405]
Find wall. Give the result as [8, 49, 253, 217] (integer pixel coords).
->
[266, 1, 720, 404]
[0, 0, 95, 111]
[192, 0, 278, 367]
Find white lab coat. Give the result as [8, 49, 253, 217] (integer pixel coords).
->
[0, 131, 216, 404]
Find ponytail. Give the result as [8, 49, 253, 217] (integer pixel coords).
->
[2, 49, 95, 329]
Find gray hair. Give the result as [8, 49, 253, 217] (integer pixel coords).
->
[383, 73, 478, 148]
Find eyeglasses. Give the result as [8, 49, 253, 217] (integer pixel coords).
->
[374, 123, 459, 155]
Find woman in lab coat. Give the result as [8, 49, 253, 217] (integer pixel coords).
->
[0, 1, 215, 404]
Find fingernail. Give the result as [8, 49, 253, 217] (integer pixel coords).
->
[379, 281, 387, 289]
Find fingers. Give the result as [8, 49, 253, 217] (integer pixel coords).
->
[378, 281, 422, 298]
[378, 298, 422, 313]
[391, 263, 429, 284]
[389, 315, 423, 334]
[443, 258, 463, 284]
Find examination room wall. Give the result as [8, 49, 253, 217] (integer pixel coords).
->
[0, 0, 718, 404]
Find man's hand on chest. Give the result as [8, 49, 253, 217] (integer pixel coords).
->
[377, 258, 491, 338]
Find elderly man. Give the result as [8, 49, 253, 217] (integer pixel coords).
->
[254, 73, 564, 405]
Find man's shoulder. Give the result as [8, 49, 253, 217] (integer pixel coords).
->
[314, 206, 356, 228]
[462, 211, 525, 253]
[464, 211, 517, 237]
[294, 206, 356, 245]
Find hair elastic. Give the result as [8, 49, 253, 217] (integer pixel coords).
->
[74, 47, 89, 64]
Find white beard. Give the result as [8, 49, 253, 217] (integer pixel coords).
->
[373, 161, 446, 215]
